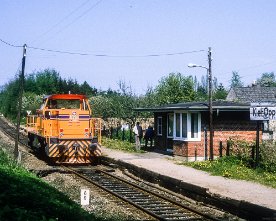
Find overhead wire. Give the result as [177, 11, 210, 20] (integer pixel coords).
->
[37, 0, 104, 45]
[31, 0, 92, 44]
[26, 45, 206, 57]
[216, 60, 276, 80]
[2, 37, 274, 78]
[1, 37, 206, 57]
[0, 38, 22, 48]
[53, 0, 103, 35]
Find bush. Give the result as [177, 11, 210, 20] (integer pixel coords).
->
[260, 141, 276, 172]
[227, 138, 255, 168]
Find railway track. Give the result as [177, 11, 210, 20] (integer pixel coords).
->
[0, 117, 231, 220]
[0, 117, 28, 146]
[64, 165, 219, 221]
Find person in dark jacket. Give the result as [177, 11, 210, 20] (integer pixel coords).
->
[144, 126, 154, 148]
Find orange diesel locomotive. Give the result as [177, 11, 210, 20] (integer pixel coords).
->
[26, 94, 101, 163]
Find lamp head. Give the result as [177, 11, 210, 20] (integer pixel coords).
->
[188, 63, 197, 68]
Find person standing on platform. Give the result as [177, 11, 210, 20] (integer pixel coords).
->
[144, 126, 154, 148]
[133, 122, 143, 151]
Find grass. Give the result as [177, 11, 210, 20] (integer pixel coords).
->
[179, 156, 276, 188]
[102, 137, 145, 153]
[0, 147, 104, 221]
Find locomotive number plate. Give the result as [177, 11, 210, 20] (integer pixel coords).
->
[70, 111, 79, 121]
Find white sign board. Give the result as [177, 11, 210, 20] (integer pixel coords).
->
[81, 189, 90, 205]
[250, 106, 276, 120]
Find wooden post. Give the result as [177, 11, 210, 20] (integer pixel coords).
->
[122, 128, 125, 141]
[204, 127, 208, 160]
[256, 121, 260, 167]
[226, 140, 230, 156]
[251, 145, 255, 168]
[219, 141, 223, 157]
[129, 126, 132, 143]
[110, 127, 113, 139]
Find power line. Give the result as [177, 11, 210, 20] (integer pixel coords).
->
[27, 45, 206, 57]
[37, 0, 104, 45]
[31, 0, 92, 44]
[216, 60, 276, 80]
[0, 38, 22, 48]
[1, 37, 205, 57]
[53, 0, 103, 36]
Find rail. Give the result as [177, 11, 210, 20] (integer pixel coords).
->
[63, 165, 219, 221]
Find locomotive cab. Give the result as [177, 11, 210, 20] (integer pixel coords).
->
[26, 94, 101, 164]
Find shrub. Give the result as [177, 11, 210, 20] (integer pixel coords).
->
[260, 141, 276, 172]
[227, 138, 254, 165]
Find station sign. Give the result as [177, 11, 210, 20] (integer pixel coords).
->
[250, 103, 276, 120]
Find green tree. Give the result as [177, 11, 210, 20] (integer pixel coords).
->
[22, 92, 43, 115]
[35, 69, 60, 94]
[257, 72, 276, 87]
[0, 78, 20, 118]
[213, 83, 228, 100]
[91, 81, 140, 125]
[195, 75, 208, 101]
[230, 71, 244, 88]
[80, 81, 97, 96]
[154, 73, 196, 105]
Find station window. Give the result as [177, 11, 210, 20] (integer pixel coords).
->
[167, 113, 174, 137]
[157, 117, 162, 136]
[173, 112, 201, 141]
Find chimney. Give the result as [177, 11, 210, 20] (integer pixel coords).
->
[252, 80, 257, 87]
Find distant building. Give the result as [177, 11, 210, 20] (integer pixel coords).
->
[227, 86, 276, 103]
[227, 85, 276, 140]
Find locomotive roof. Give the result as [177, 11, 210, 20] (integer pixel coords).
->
[44, 94, 88, 100]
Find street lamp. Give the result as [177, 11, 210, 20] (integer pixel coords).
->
[188, 47, 213, 160]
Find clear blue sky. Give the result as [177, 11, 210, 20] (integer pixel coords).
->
[1, 0, 276, 94]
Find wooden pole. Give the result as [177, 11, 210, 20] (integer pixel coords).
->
[14, 44, 27, 160]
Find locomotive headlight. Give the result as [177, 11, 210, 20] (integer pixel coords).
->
[59, 128, 64, 137]
[84, 128, 89, 137]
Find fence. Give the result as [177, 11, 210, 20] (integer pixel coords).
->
[102, 125, 135, 143]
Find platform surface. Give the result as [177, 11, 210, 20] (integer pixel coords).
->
[102, 146, 276, 211]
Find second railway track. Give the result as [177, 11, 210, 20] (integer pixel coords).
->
[63, 165, 220, 221]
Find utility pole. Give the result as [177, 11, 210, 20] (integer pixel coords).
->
[14, 44, 27, 160]
[208, 47, 213, 160]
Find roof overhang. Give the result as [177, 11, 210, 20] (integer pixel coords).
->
[134, 101, 250, 113]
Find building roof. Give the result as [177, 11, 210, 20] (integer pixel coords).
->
[226, 86, 276, 103]
[135, 101, 250, 113]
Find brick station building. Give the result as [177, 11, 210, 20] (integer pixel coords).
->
[136, 101, 258, 161]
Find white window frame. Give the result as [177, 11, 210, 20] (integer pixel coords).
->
[167, 113, 174, 138]
[172, 111, 201, 141]
[157, 116, 162, 136]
